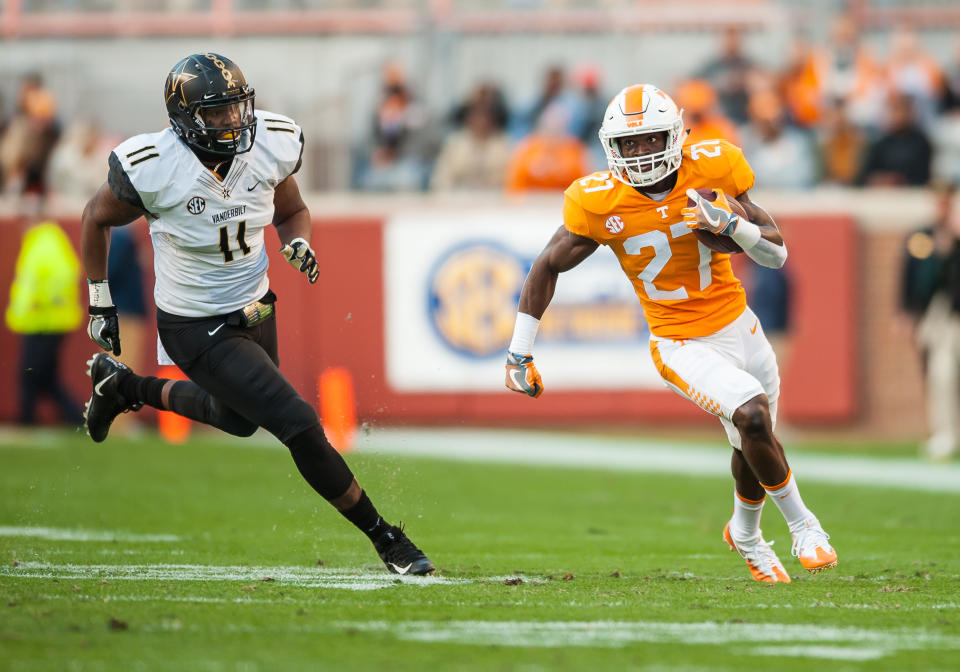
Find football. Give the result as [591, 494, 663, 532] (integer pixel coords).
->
[686, 188, 747, 254]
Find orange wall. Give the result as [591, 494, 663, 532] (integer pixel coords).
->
[0, 213, 857, 427]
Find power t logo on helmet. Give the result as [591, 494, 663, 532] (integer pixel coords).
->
[599, 84, 685, 188]
[164, 53, 257, 157]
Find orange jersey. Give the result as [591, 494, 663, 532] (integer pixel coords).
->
[563, 139, 755, 339]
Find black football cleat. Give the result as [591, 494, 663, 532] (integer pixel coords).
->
[373, 523, 435, 576]
[84, 353, 142, 443]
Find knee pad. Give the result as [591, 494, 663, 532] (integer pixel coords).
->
[262, 395, 319, 444]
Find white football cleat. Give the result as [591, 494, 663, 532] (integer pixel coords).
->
[790, 518, 838, 573]
[723, 521, 791, 583]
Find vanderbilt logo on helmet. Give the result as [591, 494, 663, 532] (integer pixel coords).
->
[205, 53, 238, 89]
[605, 216, 625, 233]
[186, 196, 206, 215]
[165, 62, 198, 107]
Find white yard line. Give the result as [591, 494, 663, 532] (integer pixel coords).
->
[354, 428, 960, 493]
[0, 562, 467, 591]
[0, 526, 179, 542]
[744, 645, 888, 661]
[330, 619, 960, 653]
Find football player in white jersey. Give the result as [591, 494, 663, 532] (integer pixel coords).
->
[80, 53, 434, 576]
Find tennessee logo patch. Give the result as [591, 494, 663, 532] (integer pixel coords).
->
[186, 196, 206, 215]
[605, 216, 624, 233]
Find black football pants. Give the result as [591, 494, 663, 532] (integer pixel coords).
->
[157, 308, 318, 443]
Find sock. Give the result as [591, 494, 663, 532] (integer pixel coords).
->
[340, 491, 390, 542]
[762, 470, 815, 533]
[117, 373, 166, 409]
[731, 490, 765, 541]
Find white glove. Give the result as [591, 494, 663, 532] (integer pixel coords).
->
[279, 237, 319, 284]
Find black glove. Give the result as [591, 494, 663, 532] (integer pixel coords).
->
[88, 305, 121, 355]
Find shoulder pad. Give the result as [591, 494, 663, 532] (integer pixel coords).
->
[564, 172, 625, 216]
[112, 129, 193, 209]
[683, 139, 755, 195]
[254, 110, 304, 181]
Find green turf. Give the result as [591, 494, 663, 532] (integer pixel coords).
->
[1, 429, 958, 671]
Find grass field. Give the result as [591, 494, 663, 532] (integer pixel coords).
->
[1, 427, 959, 671]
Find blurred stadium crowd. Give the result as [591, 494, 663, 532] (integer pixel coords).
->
[2, 15, 960, 199]
[354, 18, 960, 193]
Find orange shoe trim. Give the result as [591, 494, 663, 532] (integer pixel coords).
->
[722, 523, 790, 584]
[799, 546, 839, 572]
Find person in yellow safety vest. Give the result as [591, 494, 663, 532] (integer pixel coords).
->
[5, 219, 84, 426]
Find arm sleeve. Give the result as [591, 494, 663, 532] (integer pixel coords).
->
[743, 236, 788, 269]
[107, 152, 147, 212]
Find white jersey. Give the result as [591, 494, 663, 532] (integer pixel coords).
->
[112, 110, 303, 317]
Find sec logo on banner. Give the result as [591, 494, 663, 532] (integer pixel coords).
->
[428, 242, 526, 357]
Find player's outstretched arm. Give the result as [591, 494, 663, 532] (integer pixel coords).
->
[519, 226, 599, 319]
[734, 191, 788, 269]
[505, 226, 598, 398]
[274, 176, 319, 284]
[81, 180, 146, 355]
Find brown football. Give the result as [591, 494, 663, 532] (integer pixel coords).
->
[686, 188, 747, 254]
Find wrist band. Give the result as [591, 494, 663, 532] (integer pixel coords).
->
[87, 280, 113, 307]
[509, 312, 540, 354]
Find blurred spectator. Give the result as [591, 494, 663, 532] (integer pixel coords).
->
[858, 93, 932, 187]
[105, 224, 149, 436]
[780, 17, 886, 132]
[932, 108, 960, 186]
[568, 65, 608, 170]
[505, 101, 589, 192]
[933, 38, 960, 184]
[886, 28, 944, 129]
[431, 99, 511, 191]
[511, 65, 579, 140]
[0, 73, 61, 197]
[817, 98, 867, 186]
[48, 121, 114, 200]
[357, 63, 431, 191]
[943, 37, 960, 112]
[449, 82, 509, 132]
[740, 90, 818, 189]
[748, 261, 793, 402]
[697, 26, 755, 125]
[4, 217, 84, 427]
[821, 15, 887, 132]
[780, 34, 824, 128]
[673, 79, 739, 146]
[899, 181, 960, 459]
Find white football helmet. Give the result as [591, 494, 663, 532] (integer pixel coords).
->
[598, 84, 685, 188]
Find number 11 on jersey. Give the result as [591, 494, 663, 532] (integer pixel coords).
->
[219, 220, 251, 263]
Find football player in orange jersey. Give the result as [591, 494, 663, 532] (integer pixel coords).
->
[504, 84, 837, 583]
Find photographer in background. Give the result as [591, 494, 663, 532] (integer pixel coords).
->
[900, 181, 960, 460]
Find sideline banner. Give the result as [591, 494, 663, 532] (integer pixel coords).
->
[384, 210, 663, 392]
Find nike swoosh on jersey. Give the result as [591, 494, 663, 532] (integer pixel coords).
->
[750, 319, 759, 335]
[208, 323, 226, 336]
[390, 562, 413, 575]
[94, 372, 118, 397]
[246, 182, 259, 191]
[509, 368, 526, 391]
